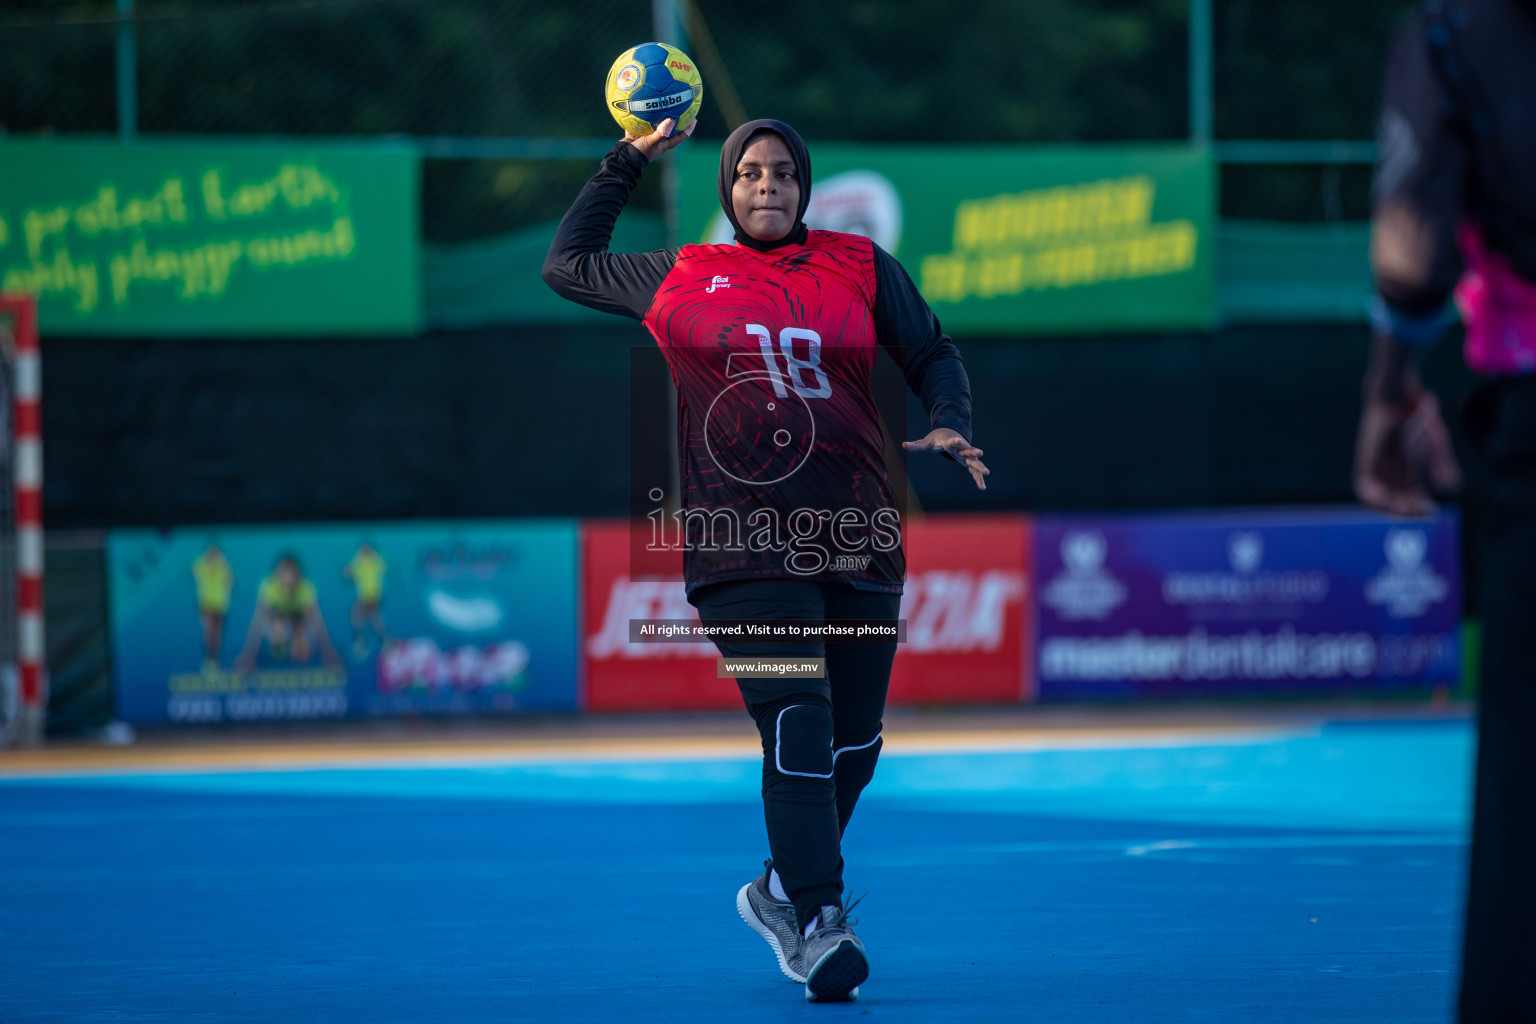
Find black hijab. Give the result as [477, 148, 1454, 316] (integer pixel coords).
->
[716, 119, 812, 251]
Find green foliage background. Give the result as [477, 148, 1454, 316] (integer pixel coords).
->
[0, 0, 1416, 239]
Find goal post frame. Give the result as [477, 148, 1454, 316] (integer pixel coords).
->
[0, 295, 43, 748]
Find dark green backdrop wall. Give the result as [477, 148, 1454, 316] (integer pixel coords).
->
[42, 323, 1479, 530]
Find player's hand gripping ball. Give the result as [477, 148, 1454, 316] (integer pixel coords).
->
[606, 43, 703, 137]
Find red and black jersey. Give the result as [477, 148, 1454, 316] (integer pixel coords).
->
[646, 232, 901, 590]
[544, 142, 973, 592]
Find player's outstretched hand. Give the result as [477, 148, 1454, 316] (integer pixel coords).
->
[903, 428, 989, 491]
[625, 118, 695, 163]
[1353, 390, 1461, 517]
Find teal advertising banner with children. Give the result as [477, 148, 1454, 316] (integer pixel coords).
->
[107, 519, 578, 724]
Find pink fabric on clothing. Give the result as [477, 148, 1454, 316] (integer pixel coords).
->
[1455, 221, 1536, 376]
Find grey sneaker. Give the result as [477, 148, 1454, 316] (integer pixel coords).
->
[801, 898, 869, 1002]
[736, 861, 806, 983]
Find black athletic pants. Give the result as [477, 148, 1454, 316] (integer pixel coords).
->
[691, 578, 900, 930]
[1459, 378, 1536, 1022]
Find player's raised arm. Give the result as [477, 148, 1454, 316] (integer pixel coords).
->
[540, 118, 693, 321]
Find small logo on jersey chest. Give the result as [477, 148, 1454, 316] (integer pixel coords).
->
[705, 275, 731, 293]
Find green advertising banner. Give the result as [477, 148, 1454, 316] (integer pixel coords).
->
[680, 144, 1214, 333]
[0, 140, 419, 336]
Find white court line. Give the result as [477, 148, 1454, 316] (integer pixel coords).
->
[856, 833, 1465, 867]
[1121, 834, 1465, 855]
[883, 725, 1317, 756]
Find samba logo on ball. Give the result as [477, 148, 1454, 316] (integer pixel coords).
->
[605, 42, 703, 137]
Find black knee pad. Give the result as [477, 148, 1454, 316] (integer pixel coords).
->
[833, 733, 883, 782]
[834, 732, 882, 766]
[769, 702, 834, 779]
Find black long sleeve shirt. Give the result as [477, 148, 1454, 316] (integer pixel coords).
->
[543, 141, 976, 592]
[1373, 0, 1536, 320]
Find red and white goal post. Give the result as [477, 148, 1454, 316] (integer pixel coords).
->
[0, 295, 43, 748]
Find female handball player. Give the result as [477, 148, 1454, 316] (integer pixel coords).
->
[544, 115, 986, 1002]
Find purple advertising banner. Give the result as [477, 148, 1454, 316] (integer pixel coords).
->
[1034, 508, 1460, 699]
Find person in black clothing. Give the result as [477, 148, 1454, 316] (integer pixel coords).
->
[1356, 2, 1536, 1019]
[544, 116, 984, 1002]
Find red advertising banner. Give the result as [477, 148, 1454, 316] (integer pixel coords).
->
[891, 514, 1034, 703]
[582, 519, 735, 711]
[581, 515, 1033, 711]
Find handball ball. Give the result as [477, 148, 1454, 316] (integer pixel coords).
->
[605, 42, 703, 137]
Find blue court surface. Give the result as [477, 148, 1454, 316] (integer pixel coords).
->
[1, 717, 1470, 1022]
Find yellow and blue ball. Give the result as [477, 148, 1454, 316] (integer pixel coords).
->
[605, 42, 703, 137]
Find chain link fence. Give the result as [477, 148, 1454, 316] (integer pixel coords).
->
[0, 0, 648, 137]
[0, 0, 1418, 235]
[693, 0, 1191, 143]
[1214, 0, 1413, 141]
[0, 6, 117, 134]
